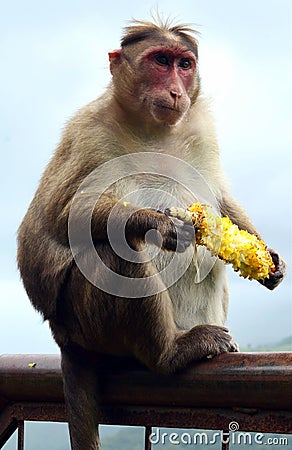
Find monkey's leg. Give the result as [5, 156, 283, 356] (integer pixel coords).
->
[89, 244, 238, 375]
[58, 243, 236, 449]
[123, 291, 237, 375]
[61, 349, 101, 450]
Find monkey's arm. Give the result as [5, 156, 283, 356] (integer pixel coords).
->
[54, 190, 194, 253]
[219, 192, 261, 238]
[219, 192, 286, 289]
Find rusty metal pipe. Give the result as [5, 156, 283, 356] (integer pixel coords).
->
[0, 353, 291, 410]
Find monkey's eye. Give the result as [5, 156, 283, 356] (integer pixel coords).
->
[155, 54, 169, 66]
[179, 58, 192, 70]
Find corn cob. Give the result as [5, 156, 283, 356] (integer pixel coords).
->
[168, 202, 275, 281]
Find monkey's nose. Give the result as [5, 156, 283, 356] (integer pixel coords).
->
[170, 90, 182, 99]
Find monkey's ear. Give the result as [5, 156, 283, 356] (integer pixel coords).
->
[108, 49, 122, 75]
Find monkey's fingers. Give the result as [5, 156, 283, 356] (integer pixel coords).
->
[258, 248, 286, 290]
[164, 207, 193, 223]
[164, 217, 195, 252]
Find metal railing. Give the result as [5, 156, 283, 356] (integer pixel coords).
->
[0, 352, 291, 449]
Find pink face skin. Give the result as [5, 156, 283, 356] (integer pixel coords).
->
[109, 44, 198, 128]
[138, 45, 197, 126]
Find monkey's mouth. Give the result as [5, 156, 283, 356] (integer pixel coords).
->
[153, 102, 181, 114]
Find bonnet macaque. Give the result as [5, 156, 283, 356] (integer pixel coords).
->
[17, 18, 286, 450]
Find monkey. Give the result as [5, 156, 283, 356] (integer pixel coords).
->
[17, 18, 286, 450]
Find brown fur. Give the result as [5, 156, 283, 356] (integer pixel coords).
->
[17, 19, 285, 450]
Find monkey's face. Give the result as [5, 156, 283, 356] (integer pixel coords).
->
[137, 45, 198, 126]
[109, 42, 199, 127]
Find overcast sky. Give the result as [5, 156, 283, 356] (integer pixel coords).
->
[0, 0, 291, 354]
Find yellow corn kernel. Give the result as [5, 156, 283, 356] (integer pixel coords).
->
[169, 203, 275, 281]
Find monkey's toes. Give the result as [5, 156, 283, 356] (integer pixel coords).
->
[229, 340, 240, 352]
[194, 324, 237, 358]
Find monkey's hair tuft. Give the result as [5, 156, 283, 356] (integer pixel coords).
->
[121, 16, 200, 58]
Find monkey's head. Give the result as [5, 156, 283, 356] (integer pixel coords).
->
[109, 19, 200, 128]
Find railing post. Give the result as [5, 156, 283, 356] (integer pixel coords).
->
[17, 421, 24, 450]
[221, 430, 229, 450]
[144, 426, 152, 450]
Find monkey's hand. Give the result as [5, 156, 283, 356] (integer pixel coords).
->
[156, 215, 195, 252]
[127, 209, 195, 253]
[258, 248, 286, 290]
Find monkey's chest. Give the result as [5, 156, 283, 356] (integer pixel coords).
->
[115, 175, 227, 328]
[149, 245, 227, 329]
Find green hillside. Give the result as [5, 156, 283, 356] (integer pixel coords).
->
[241, 335, 292, 352]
